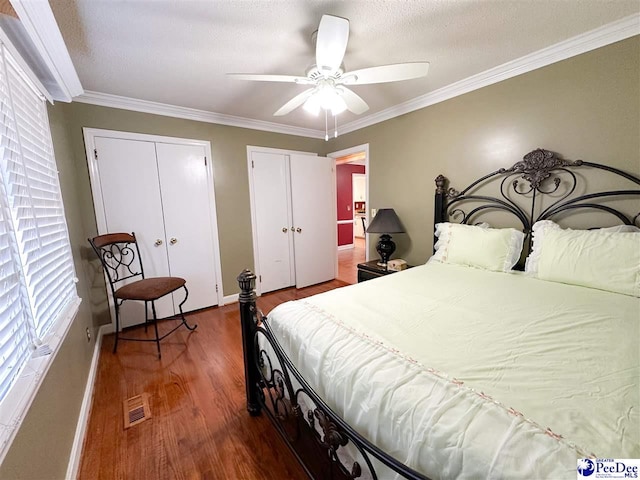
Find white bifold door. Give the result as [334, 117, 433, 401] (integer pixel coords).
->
[86, 130, 223, 329]
[249, 149, 336, 294]
[289, 154, 336, 288]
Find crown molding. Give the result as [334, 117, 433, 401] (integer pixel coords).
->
[338, 13, 640, 135]
[10, 0, 83, 102]
[74, 90, 325, 139]
[74, 14, 638, 139]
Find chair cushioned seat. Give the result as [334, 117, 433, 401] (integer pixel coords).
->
[115, 277, 186, 301]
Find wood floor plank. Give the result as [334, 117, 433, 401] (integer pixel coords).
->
[337, 237, 366, 284]
[78, 278, 351, 479]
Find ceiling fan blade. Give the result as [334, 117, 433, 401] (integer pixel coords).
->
[228, 73, 311, 84]
[338, 87, 369, 115]
[274, 88, 316, 116]
[342, 62, 430, 85]
[315, 15, 349, 75]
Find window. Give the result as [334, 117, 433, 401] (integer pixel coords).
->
[0, 45, 78, 404]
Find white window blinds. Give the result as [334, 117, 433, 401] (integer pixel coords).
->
[0, 45, 77, 402]
[0, 178, 31, 401]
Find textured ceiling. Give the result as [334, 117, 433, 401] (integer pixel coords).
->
[50, 0, 639, 131]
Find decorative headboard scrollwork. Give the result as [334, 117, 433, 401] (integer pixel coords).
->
[434, 148, 640, 256]
[509, 148, 582, 191]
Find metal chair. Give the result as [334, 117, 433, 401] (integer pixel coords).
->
[89, 232, 197, 358]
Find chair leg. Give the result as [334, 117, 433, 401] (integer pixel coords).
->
[151, 301, 161, 359]
[113, 302, 120, 353]
[178, 285, 197, 331]
[144, 300, 148, 333]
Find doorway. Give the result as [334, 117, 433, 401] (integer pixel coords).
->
[328, 144, 369, 284]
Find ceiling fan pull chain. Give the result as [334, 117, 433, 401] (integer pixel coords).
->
[325, 109, 329, 141]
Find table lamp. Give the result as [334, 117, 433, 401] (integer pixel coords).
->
[366, 208, 405, 267]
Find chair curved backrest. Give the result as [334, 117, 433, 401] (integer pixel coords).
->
[88, 232, 145, 299]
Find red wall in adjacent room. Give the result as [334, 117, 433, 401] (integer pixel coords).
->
[337, 223, 353, 246]
[337, 164, 365, 221]
[336, 164, 366, 246]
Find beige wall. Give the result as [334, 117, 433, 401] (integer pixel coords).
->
[1, 35, 637, 479]
[323, 36, 640, 265]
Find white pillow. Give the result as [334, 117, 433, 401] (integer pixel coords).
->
[430, 222, 524, 272]
[526, 220, 640, 273]
[526, 220, 640, 297]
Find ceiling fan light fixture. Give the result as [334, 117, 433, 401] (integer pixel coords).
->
[303, 94, 321, 116]
[316, 83, 345, 114]
[302, 83, 346, 117]
[330, 95, 347, 115]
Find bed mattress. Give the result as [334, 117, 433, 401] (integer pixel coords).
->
[266, 262, 639, 479]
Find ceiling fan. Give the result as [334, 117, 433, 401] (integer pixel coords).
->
[228, 14, 429, 122]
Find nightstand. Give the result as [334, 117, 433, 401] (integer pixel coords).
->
[357, 260, 411, 283]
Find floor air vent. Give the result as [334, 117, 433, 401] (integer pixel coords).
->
[123, 393, 151, 429]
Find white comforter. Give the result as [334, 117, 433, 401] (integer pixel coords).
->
[266, 262, 639, 479]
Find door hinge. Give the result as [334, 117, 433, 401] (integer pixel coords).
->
[215, 284, 218, 292]
[251, 160, 254, 168]
[94, 148, 98, 160]
[204, 156, 207, 166]
[259, 275, 262, 282]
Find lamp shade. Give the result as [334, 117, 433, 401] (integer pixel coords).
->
[366, 208, 405, 234]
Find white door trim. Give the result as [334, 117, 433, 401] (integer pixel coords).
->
[327, 144, 370, 262]
[83, 128, 225, 312]
[246, 145, 317, 296]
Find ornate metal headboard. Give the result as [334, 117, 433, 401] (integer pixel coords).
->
[434, 148, 640, 255]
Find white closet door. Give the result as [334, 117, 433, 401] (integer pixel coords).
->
[290, 155, 336, 288]
[94, 136, 174, 327]
[156, 142, 219, 312]
[250, 151, 294, 293]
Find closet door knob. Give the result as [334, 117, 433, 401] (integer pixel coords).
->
[282, 227, 288, 233]
[296, 227, 302, 233]
[154, 239, 163, 246]
[170, 237, 178, 245]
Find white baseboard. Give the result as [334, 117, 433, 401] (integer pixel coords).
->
[337, 244, 354, 251]
[222, 293, 239, 305]
[65, 324, 109, 480]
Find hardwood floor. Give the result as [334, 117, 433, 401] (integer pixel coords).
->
[336, 237, 365, 284]
[79, 279, 349, 480]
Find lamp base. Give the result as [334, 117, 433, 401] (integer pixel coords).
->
[376, 234, 396, 268]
